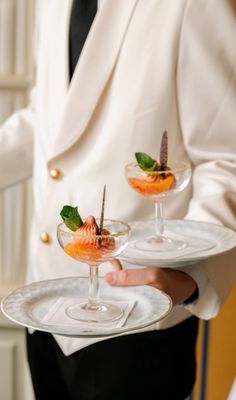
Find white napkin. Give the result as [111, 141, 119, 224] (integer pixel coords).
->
[42, 297, 136, 330]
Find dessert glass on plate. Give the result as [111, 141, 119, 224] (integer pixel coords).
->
[57, 218, 130, 323]
[125, 132, 191, 252]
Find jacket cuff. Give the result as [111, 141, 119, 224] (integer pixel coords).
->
[182, 286, 199, 305]
[178, 263, 209, 302]
[176, 263, 222, 319]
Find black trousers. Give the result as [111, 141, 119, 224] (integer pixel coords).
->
[26, 316, 198, 400]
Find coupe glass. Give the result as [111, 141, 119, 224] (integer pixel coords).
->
[57, 219, 130, 323]
[125, 161, 191, 252]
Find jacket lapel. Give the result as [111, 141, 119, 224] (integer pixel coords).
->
[49, 0, 139, 161]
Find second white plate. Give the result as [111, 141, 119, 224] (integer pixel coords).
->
[120, 219, 236, 267]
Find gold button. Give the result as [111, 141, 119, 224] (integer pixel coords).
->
[40, 232, 51, 243]
[50, 168, 62, 179]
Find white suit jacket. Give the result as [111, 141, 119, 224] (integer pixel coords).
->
[0, 0, 236, 355]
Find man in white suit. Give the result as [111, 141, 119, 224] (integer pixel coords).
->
[0, 0, 236, 399]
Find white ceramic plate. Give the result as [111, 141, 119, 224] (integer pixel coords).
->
[1, 277, 172, 337]
[120, 219, 236, 267]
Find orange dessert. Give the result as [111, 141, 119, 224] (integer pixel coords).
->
[128, 172, 176, 196]
[60, 186, 114, 262]
[64, 216, 115, 262]
[129, 131, 176, 196]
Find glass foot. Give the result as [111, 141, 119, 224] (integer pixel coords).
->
[134, 235, 188, 252]
[65, 301, 123, 323]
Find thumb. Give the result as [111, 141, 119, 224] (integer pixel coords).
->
[104, 268, 154, 286]
[110, 259, 123, 271]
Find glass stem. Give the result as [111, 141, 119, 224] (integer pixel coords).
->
[87, 265, 100, 310]
[154, 201, 164, 238]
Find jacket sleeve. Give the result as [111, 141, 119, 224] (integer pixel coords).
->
[176, 0, 236, 319]
[0, 98, 35, 190]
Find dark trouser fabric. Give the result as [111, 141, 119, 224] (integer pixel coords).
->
[26, 316, 198, 400]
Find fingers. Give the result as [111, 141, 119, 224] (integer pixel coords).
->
[104, 267, 198, 307]
[105, 267, 162, 287]
[110, 259, 123, 271]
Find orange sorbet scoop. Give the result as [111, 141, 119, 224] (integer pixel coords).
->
[128, 172, 176, 196]
[64, 216, 115, 262]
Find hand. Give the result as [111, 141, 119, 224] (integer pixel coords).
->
[105, 264, 197, 306]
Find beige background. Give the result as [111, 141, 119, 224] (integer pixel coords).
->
[194, 286, 236, 400]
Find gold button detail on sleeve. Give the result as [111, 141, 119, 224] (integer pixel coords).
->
[40, 232, 51, 244]
[50, 168, 62, 179]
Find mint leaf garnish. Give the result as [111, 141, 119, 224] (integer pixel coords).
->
[135, 152, 158, 171]
[60, 205, 83, 231]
